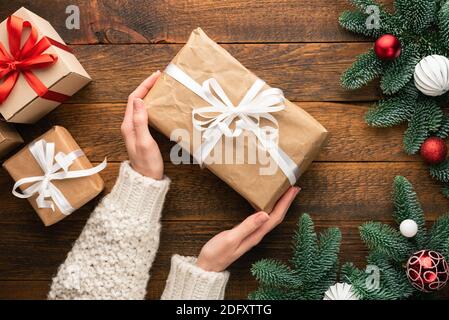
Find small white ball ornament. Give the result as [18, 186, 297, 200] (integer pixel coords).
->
[414, 55, 449, 97]
[399, 219, 418, 238]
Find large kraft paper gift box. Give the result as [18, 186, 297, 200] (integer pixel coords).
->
[3, 126, 105, 226]
[144, 28, 328, 212]
[0, 7, 91, 123]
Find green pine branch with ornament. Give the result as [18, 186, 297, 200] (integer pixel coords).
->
[249, 176, 449, 300]
[339, 0, 449, 197]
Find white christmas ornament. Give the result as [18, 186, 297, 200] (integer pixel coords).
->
[414, 55, 449, 97]
[323, 283, 359, 300]
[399, 219, 418, 238]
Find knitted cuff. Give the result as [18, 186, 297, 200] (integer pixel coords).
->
[107, 161, 170, 217]
[161, 255, 230, 300]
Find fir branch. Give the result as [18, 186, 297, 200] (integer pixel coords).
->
[428, 213, 449, 258]
[249, 214, 340, 300]
[315, 228, 342, 279]
[392, 176, 427, 247]
[365, 81, 418, 127]
[394, 0, 438, 33]
[436, 114, 449, 139]
[380, 45, 420, 95]
[430, 159, 449, 182]
[339, 10, 383, 38]
[366, 252, 414, 299]
[349, 0, 381, 10]
[439, 0, 449, 50]
[359, 222, 414, 261]
[341, 49, 383, 90]
[403, 99, 443, 154]
[291, 214, 318, 281]
[342, 262, 399, 300]
[442, 185, 449, 198]
[250, 259, 300, 288]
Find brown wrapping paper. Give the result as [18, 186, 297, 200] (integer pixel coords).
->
[3, 126, 104, 226]
[0, 7, 91, 124]
[0, 122, 23, 158]
[144, 28, 328, 212]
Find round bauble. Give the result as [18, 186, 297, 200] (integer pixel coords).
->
[406, 250, 449, 292]
[399, 219, 418, 238]
[323, 283, 358, 300]
[420, 137, 447, 165]
[374, 34, 401, 60]
[414, 55, 449, 97]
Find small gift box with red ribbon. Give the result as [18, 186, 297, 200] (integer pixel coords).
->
[0, 7, 91, 123]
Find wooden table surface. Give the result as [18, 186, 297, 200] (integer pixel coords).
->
[1, 0, 449, 300]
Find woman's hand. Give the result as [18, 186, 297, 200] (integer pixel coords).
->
[121, 71, 164, 179]
[196, 186, 300, 272]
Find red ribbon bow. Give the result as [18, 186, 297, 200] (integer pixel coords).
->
[0, 15, 72, 104]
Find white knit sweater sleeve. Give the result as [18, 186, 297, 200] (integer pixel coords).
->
[48, 161, 229, 300]
[162, 255, 230, 300]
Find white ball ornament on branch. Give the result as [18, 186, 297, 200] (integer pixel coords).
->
[414, 55, 449, 97]
[399, 219, 418, 238]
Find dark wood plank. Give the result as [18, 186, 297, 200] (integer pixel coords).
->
[13, 102, 411, 163]
[0, 0, 394, 44]
[65, 43, 378, 103]
[1, 220, 449, 300]
[1, 162, 447, 223]
[0, 220, 388, 281]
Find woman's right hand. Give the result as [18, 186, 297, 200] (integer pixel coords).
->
[121, 71, 164, 180]
[196, 186, 300, 272]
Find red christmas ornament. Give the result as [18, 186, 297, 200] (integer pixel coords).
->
[374, 34, 401, 60]
[406, 250, 449, 292]
[420, 137, 448, 165]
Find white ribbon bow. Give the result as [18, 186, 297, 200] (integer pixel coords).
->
[12, 139, 107, 215]
[165, 63, 299, 184]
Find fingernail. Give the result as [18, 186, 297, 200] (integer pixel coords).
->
[133, 98, 144, 111]
[293, 186, 301, 195]
[256, 212, 270, 225]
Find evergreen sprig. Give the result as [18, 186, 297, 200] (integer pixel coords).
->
[249, 214, 341, 300]
[249, 176, 449, 300]
[346, 176, 449, 299]
[340, 0, 449, 195]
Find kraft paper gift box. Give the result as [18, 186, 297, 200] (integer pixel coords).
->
[3, 126, 106, 226]
[0, 7, 91, 123]
[144, 28, 328, 212]
[0, 122, 23, 158]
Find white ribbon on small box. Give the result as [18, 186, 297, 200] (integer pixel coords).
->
[12, 139, 107, 215]
[165, 63, 299, 184]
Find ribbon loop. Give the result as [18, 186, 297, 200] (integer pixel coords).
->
[165, 63, 299, 185]
[0, 15, 71, 104]
[12, 139, 107, 216]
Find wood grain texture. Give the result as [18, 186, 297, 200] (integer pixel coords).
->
[1, 162, 447, 223]
[65, 43, 379, 103]
[1, 0, 447, 300]
[10, 102, 412, 163]
[1, 220, 449, 299]
[0, 0, 394, 44]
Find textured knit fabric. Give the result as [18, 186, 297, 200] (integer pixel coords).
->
[162, 255, 230, 300]
[48, 161, 229, 300]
